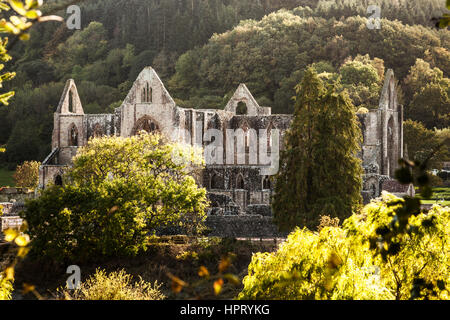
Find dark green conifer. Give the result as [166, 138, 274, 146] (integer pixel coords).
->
[272, 68, 363, 231]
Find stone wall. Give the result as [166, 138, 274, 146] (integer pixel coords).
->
[205, 215, 287, 238]
[0, 188, 35, 203]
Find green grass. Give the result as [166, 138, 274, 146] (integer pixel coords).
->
[0, 168, 14, 187]
[417, 187, 450, 207]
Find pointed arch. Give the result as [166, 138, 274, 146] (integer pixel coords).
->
[68, 123, 79, 146]
[132, 116, 160, 135]
[236, 101, 248, 115]
[210, 172, 222, 190]
[262, 175, 271, 190]
[93, 123, 104, 138]
[236, 173, 245, 189]
[54, 175, 63, 186]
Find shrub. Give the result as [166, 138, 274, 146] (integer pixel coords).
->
[61, 269, 165, 300]
[13, 161, 40, 189]
[23, 133, 208, 262]
[0, 275, 13, 300]
[238, 193, 450, 300]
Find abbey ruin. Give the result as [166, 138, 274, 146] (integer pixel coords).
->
[39, 67, 405, 236]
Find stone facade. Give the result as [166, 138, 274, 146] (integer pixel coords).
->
[40, 67, 404, 232]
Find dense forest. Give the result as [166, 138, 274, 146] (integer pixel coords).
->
[0, 0, 449, 168]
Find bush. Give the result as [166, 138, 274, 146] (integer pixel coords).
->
[0, 275, 13, 300]
[61, 269, 165, 300]
[13, 161, 40, 189]
[23, 133, 208, 262]
[238, 193, 450, 300]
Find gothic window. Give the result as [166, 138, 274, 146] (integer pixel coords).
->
[236, 174, 245, 189]
[387, 116, 395, 177]
[267, 123, 275, 152]
[54, 175, 63, 186]
[210, 173, 222, 189]
[141, 82, 153, 103]
[68, 91, 74, 113]
[93, 123, 104, 138]
[236, 101, 247, 115]
[132, 116, 160, 135]
[262, 176, 271, 190]
[371, 184, 377, 198]
[69, 124, 78, 146]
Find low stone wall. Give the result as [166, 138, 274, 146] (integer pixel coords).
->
[0, 188, 35, 203]
[205, 215, 287, 238]
[0, 216, 23, 232]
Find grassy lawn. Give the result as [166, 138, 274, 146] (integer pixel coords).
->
[0, 168, 14, 187]
[418, 187, 450, 207]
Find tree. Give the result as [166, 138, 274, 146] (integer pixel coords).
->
[403, 59, 450, 129]
[23, 133, 208, 262]
[403, 119, 449, 169]
[13, 160, 40, 189]
[238, 194, 450, 300]
[272, 68, 362, 231]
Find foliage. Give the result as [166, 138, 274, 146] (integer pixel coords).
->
[0, 0, 63, 105]
[239, 193, 450, 300]
[0, 225, 32, 300]
[22, 133, 208, 262]
[169, 7, 449, 113]
[317, 215, 340, 232]
[0, 274, 13, 300]
[403, 119, 449, 168]
[60, 268, 165, 300]
[272, 68, 362, 231]
[403, 59, 450, 129]
[1, 1, 449, 168]
[168, 252, 240, 299]
[13, 160, 39, 188]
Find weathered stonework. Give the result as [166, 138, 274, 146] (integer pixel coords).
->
[40, 67, 404, 237]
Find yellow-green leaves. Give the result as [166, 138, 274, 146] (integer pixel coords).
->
[3, 228, 18, 242]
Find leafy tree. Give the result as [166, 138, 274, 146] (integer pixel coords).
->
[403, 119, 449, 169]
[408, 82, 450, 130]
[13, 160, 40, 189]
[23, 133, 208, 262]
[239, 194, 450, 300]
[272, 68, 362, 231]
[403, 59, 450, 129]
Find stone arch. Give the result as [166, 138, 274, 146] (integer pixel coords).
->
[236, 101, 248, 115]
[54, 174, 63, 186]
[132, 116, 160, 135]
[210, 173, 222, 190]
[387, 116, 395, 177]
[266, 122, 276, 151]
[68, 90, 74, 113]
[93, 123, 104, 138]
[365, 177, 379, 198]
[262, 175, 271, 190]
[141, 82, 153, 103]
[68, 123, 79, 146]
[236, 174, 245, 189]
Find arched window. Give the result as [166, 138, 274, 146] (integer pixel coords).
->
[210, 173, 222, 189]
[54, 175, 63, 186]
[68, 91, 74, 113]
[93, 123, 103, 138]
[141, 82, 152, 103]
[371, 184, 377, 198]
[236, 101, 247, 115]
[387, 116, 395, 177]
[266, 123, 276, 152]
[132, 116, 160, 135]
[69, 124, 79, 146]
[262, 176, 271, 190]
[236, 174, 245, 189]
